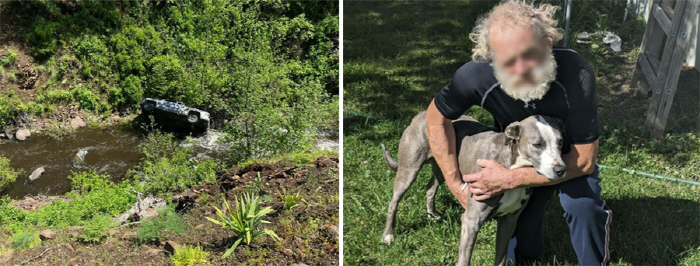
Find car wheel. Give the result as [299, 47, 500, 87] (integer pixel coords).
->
[143, 102, 155, 112]
[187, 112, 199, 123]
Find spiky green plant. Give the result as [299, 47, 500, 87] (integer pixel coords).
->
[277, 188, 300, 210]
[206, 193, 280, 258]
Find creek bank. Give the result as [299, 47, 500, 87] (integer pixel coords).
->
[2, 156, 340, 265]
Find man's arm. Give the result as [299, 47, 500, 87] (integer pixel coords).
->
[464, 140, 599, 201]
[426, 100, 470, 208]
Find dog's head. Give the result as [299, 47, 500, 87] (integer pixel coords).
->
[504, 115, 566, 180]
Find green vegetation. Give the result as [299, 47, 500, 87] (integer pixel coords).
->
[0, 156, 20, 191]
[206, 193, 280, 258]
[0, 171, 135, 231]
[170, 244, 210, 266]
[0, 1, 338, 264]
[344, 1, 699, 265]
[136, 206, 187, 243]
[80, 214, 116, 243]
[1, 1, 338, 157]
[11, 229, 41, 251]
[131, 131, 221, 194]
[1, 48, 17, 66]
[278, 188, 300, 210]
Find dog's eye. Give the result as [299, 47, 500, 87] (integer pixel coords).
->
[532, 143, 543, 148]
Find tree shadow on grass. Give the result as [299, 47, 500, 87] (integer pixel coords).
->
[539, 196, 700, 265]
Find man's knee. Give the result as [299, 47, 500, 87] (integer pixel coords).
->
[560, 196, 603, 220]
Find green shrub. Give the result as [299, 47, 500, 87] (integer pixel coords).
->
[0, 156, 20, 191]
[136, 206, 187, 243]
[80, 214, 115, 243]
[119, 75, 144, 109]
[29, 171, 136, 228]
[72, 86, 100, 110]
[170, 244, 210, 266]
[26, 18, 60, 57]
[39, 89, 73, 104]
[7, 72, 16, 82]
[1, 49, 18, 66]
[132, 131, 220, 194]
[11, 229, 41, 251]
[206, 193, 280, 258]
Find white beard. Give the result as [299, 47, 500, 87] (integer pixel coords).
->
[494, 51, 557, 103]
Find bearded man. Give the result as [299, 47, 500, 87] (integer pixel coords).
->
[425, 1, 610, 265]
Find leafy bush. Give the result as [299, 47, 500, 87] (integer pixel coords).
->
[0, 156, 20, 191]
[72, 86, 100, 111]
[11, 229, 41, 251]
[136, 206, 187, 243]
[170, 244, 210, 266]
[206, 193, 280, 258]
[28, 171, 136, 228]
[80, 214, 115, 243]
[132, 131, 220, 194]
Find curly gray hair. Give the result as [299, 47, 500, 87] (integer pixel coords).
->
[469, 1, 563, 62]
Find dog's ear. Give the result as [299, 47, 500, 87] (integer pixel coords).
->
[505, 122, 521, 143]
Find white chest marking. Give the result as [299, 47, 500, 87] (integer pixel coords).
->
[496, 160, 533, 216]
[496, 188, 528, 215]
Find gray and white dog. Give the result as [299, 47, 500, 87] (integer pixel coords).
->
[380, 111, 566, 266]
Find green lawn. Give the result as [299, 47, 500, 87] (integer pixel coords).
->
[343, 1, 700, 265]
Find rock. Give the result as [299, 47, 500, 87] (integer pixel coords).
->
[70, 117, 86, 128]
[4, 127, 15, 140]
[118, 231, 136, 240]
[291, 264, 309, 266]
[195, 224, 204, 229]
[28, 167, 45, 181]
[282, 248, 294, 256]
[39, 229, 56, 240]
[164, 240, 181, 254]
[140, 245, 164, 257]
[326, 225, 339, 237]
[15, 128, 30, 140]
[116, 195, 167, 224]
[72, 149, 88, 167]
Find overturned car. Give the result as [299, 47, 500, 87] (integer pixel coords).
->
[140, 98, 210, 133]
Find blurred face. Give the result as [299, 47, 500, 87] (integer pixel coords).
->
[489, 25, 556, 102]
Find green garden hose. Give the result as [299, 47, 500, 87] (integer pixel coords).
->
[597, 164, 700, 186]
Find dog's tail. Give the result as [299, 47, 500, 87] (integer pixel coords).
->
[381, 144, 399, 171]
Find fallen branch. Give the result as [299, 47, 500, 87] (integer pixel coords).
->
[15, 248, 51, 266]
[118, 221, 142, 228]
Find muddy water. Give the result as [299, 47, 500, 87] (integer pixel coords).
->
[0, 126, 339, 200]
[0, 127, 144, 199]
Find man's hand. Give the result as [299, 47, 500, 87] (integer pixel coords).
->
[463, 159, 517, 201]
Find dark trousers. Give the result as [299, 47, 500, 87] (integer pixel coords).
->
[509, 166, 612, 266]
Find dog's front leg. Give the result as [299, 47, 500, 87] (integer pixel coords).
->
[456, 209, 487, 266]
[494, 212, 521, 266]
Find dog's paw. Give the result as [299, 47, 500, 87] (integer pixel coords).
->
[381, 234, 394, 245]
[427, 213, 442, 221]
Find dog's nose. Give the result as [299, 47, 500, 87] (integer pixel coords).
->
[554, 165, 566, 177]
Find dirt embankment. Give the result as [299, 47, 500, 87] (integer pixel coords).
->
[0, 157, 340, 266]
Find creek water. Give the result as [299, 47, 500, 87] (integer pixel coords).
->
[0, 127, 144, 199]
[0, 126, 339, 200]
